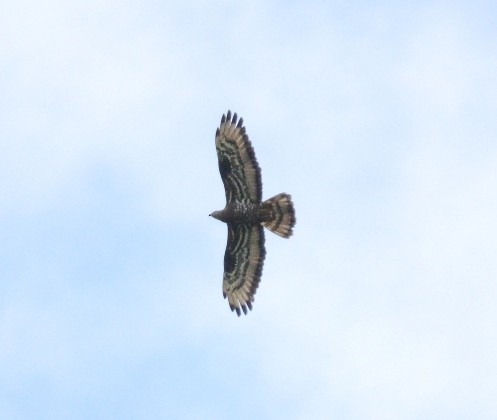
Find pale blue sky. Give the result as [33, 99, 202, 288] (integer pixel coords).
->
[1, 1, 497, 419]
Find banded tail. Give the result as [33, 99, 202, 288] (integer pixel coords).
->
[261, 193, 296, 238]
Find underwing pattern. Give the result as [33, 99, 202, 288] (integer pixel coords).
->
[210, 111, 296, 316]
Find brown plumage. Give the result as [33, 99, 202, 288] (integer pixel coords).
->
[210, 111, 296, 316]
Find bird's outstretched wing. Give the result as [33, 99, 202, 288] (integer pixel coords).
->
[215, 111, 262, 204]
[223, 223, 266, 316]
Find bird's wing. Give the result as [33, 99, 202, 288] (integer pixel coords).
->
[215, 111, 262, 204]
[223, 223, 266, 316]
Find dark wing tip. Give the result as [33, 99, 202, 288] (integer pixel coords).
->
[237, 117, 244, 128]
[238, 300, 253, 316]
[226, 110, 231, 123]
[228, 298, 253, 317]
[215, 127, 220, 137]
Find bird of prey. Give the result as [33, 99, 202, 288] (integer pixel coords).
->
[210, 111, 296, 316]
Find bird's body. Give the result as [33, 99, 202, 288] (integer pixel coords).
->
[210, 111, 296, 316]
[210, 200, 263, 224]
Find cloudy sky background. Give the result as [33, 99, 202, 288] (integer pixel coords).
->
[1, 0, 497, 418]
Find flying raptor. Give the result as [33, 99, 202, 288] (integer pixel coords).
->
[210, 111, 296, 316]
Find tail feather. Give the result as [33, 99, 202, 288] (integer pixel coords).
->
[261, 193, 296, 238]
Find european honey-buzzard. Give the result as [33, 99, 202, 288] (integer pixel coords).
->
[210, 111, 296, 316]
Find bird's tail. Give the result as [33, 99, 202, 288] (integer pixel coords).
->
[261, 193, 296, 238]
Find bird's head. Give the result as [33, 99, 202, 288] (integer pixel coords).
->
[209, 210, 224, 222]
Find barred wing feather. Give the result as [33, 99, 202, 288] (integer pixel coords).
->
[223, 223, 266, 316]
[215, 111, 262, 204]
